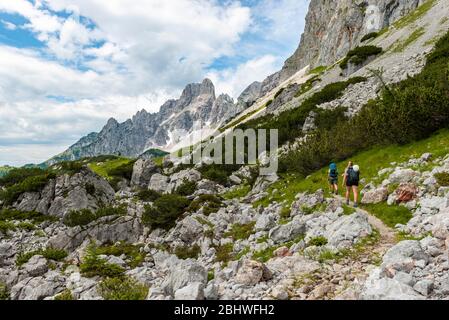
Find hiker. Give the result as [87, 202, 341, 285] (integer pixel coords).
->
[328, 162, 339, 195]
[343, 161, 360, 207]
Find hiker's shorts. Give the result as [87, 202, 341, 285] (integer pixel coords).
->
[346, 181, 359, 187]
[328, 178, 338, 184]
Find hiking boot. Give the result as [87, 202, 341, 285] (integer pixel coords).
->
[354, 203, 358, 208]
[346, 200, 350, 205]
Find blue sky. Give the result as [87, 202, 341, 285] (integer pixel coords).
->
[0, 0, 309, 166]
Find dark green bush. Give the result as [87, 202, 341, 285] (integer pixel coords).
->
[361, 32, 379, 42]
[308, 236, 328, 247]
[142, 194, 190, 230]
[0, 208, 57, 224]
[95, 242, 146, 268]
[0, 173, 56, 206]
[198, 164, 241, 185]
[435, 172, 449, 186]
[187, 194, 223, 216]
[0, 167, 47, 187]
[174, 244, 201, 260]
[80, 246, 125, 278]
[340, 45, 383, 69]
[85, 183, 96, 196]
[16, 247, 68, 266]
[63, 205, 126, 227]
[136, 189, 161, 202]
[98, 276, 148, 300]
[174, 179, 197, 196]
[106, 161, 136, 180]
[224, 222, 256, 241]
[58, 161, 84, 175]
[274, 87, 285, 99]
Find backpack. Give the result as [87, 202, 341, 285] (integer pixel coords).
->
[347, 166, 360, 184]
[329, 163, 338, 178]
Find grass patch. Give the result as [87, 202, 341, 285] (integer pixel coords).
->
[187, 194, 223, 216]
[214, 243, 234, 264]
[435, 172, 449, 186]
[16, 247, 68, 266]
[295, 75, 321, 97]
[222, 185, 251, 200]
[224, 222, 256, 241]
[98, 276, 148, 300]
[395, 231, 432, 242]
[393, 27, 426, 53]
[308, 236, 328, 247]
[80, 245, 125, 278]
[54, 289, 74, 300]
[309, 65, 327, 75]
[342, 204, 356, 216]
[174, 244, 201, 260]
[361, 203, 413, 228]
[88, 157, 135, 180]
[95, 242, 146, 269]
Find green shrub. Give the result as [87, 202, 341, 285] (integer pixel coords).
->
[0, 221, 16, 233]
[63, 205, 126, 227]
[174, 179, 197, 196]
[0, 208, 57, 224]
[95, 242, 146, 268]
[98, 276, 148, 300]
[0, 282, 9, 300]
[136, 189, 161, 202]
[0, 167, 48, 187]
[339, 45, 383, 69]
[222, 185, 251, 200]
[85, 183, 96, 196]
[142, 194, 190, 230]
[187, 194, 223, 216]
[54, 289, 74, 300]
[174, 244, 201, 260]
[274, 88, 285, 99]
[308, 236, 328, 247]
[435, 172, 449, 186]
[295, 75, 321, 97]
[224, 222, 255, 241]
[58, 161, 84, 175]
[214, 243, 234, 264]
[0, 172, 56, 206]
[361, 32, 379, 42]
[63, 209, 96, 227]
[106, 161, 136, 180]
[16, 247, 68, 266]
[80, 246, 125, 278]
[198, 164, 240, 185]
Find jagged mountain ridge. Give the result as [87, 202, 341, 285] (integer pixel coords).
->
[46, 79, 261, 165]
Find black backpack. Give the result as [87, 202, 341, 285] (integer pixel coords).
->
[347, 167, 360, 184]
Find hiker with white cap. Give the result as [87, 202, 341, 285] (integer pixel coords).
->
[342, 161, 360, 207]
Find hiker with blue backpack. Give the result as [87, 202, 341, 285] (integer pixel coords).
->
[343, 161, 360, 208]
[328, 162, 339, 195]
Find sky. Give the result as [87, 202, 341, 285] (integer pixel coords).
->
[0, 0, 310, 166]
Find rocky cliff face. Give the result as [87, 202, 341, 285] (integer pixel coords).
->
[46, 79, 248, 164]
[260, 0, 423, 94]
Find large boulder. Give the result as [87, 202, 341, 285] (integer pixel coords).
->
[234, 260, 272, 286]
[23, 255, 48, 277]
[324, 212, 372, 248]
[15, 168, 116, 218]
[168, 169, 201, 192]
[388, 169, 419, 184]
[361, 269, 425, 300]
[361, 187, 388, 204]
[131, 159, 160, 188]
[166, 216, 204, 243]
[161, 259, 208, 297]
[269, 215, 306, 244]
[394, 183, 419, 203]
[174, 282, 205, 300]
[10, 272, 65, 300]
[148, 174, 170, 194]
[380, 240, 429, 277]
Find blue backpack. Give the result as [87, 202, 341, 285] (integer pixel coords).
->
[329, 163, 338, 178]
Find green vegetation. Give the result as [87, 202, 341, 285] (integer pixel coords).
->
[0, 221, 16, 233]
[214, 243, 234, 264]
[308, 236, 328, 247]
[395, 231, 431, 242]
[280, 31, 449, 178]
[241, 77, 366, 147]
[393, 0, 437, 29]
[252, 236, 304, 263]
[361, 32, 379, 42]
[63, 205, 126, 227]
[309, 65, 327, 75]
[135, 189, 161, 202]
[187, 194, 223, 216]
[219, 103, 268, 132]
[361, 203, 413, 228]
[0, 208, 57, 224]
[0, 166, 14, 178]
[224, 222, 256, 241]
[16, 247, 68, 266]
[222, 185, 251, 200]
[174, 179, 197, 196]
[142, 194, 190, 230]
[195, 216, 214, 228]
[174, 244, 201, 260]
[208, 270, 215, 282]
[198, 163, 241, 185]
[393, 27, 426, 53]
[274, 87, 285, 99]
[435, 172, 449, 186]
[54, 289, 74, 300]
[88, 157, 135, 180]
[342, 204, 356, 216]
[80, 245, 125, 278]
[295, 75, 321, 97]
[98, 276, 149, 300]
[339, 45, 383, 69]
[0, 282, 9, 300]
[95, 242, 146, 268]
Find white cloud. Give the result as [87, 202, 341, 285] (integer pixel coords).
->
[1, 20, 17, 30]
[207, 55, 280, 98]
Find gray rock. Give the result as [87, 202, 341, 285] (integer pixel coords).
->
[204, 281, 219, 300]
[381, 241, 429, 276]
[255, 214, 276, 232]
[11, 273, 65, 300]
[361, 187, 389, 204]
[269, 216, 306, 244]
[23, 255, 48, 277]
[325, 212, 372, 248]
[162, 259, 208, 296]
[234, 260, 272, 286]
[413, 279, 434, 296]
[131, 159, 160, 187]
[174, 282, 205, 300]
[168, 169, 201, 192]
[149, 174, 170, 194]
[389, 169, 419, 184]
